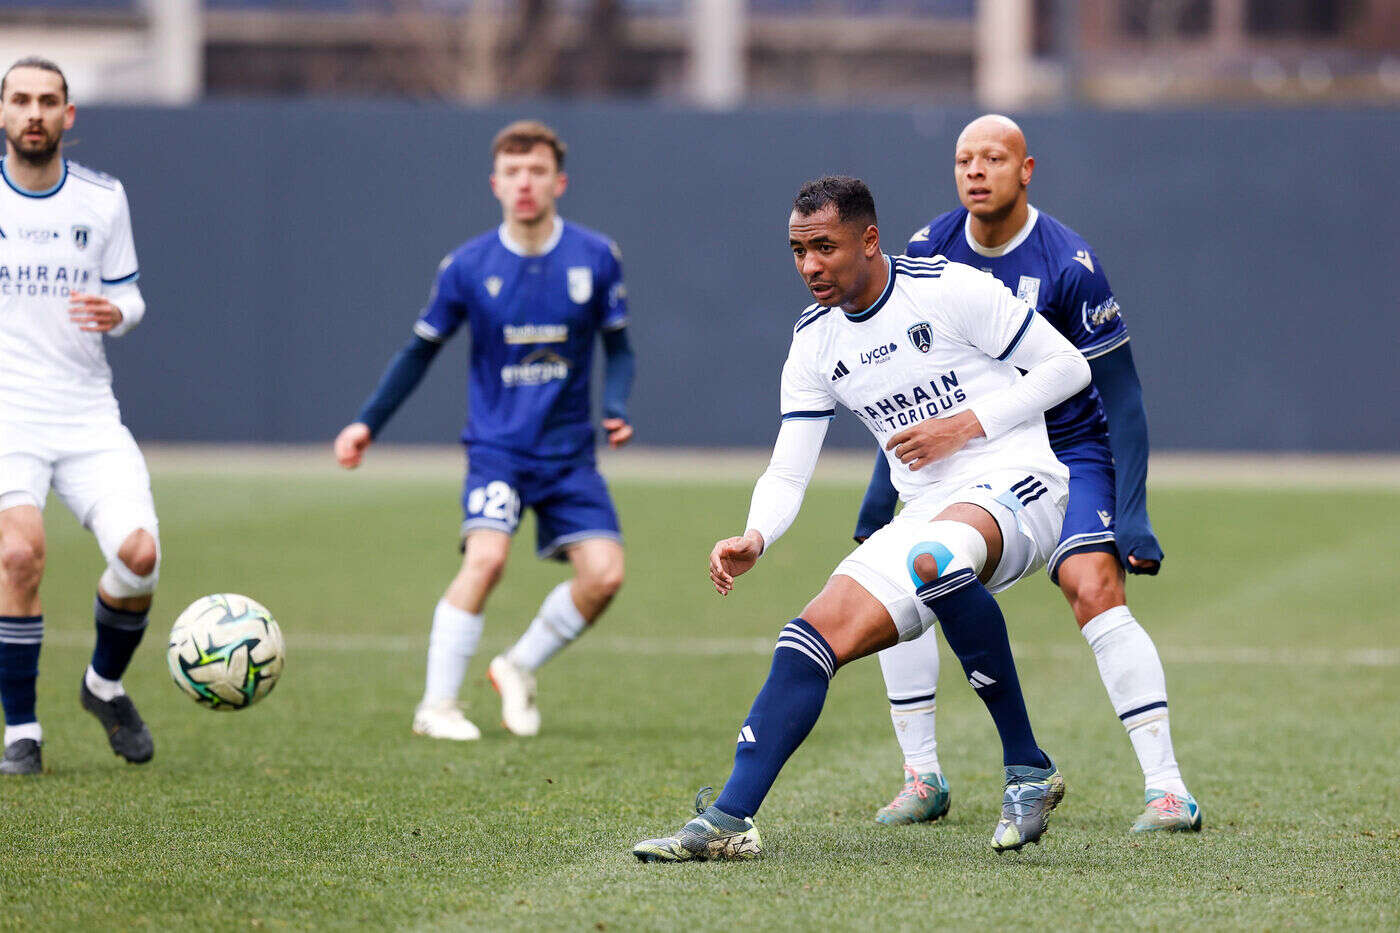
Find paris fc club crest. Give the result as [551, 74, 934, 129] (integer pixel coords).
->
[484, 276, 502, 298]
[567, 266, 593, 304]
[1016, 275, 1041, 308]
[907, 321, 933, 353]
[72, 225, 90, 250]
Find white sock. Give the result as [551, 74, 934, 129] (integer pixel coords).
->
[421, 600, 484, 705]
[877, 629, 942, 775]
[4, 721, 41, 746]
[85, 665, 125, 702]
[1081, 605, 1187, 794]
[506, 582, 587, 672]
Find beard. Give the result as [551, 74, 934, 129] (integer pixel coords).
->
[8, 126, 61, 166]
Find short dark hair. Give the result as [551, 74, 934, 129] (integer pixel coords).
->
[793, 175, 877, 229]
[2, 56, 68, 101]
[491, 119, 566, 170]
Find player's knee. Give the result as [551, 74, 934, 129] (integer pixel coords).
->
[1060, 564, 1124, 623]
[101, 528, 160, 598]
[118, 530, 159, 578]
[1, 538, 44, 592]
[905, 520, 988, 586]
[463, 548, 508, 587]
[580, 561, 624, 602]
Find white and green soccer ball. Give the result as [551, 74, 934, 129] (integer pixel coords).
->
[167, 594, 285, 711]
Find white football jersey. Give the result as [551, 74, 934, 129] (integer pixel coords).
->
[780, 254, 1068, 501]
[0, 159, 139, 423]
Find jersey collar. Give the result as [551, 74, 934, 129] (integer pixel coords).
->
[843, 255, 895, 323]
[0, 157, 67, 198]
[498, 215, 564, 257]
[964, 205, 1039, 258]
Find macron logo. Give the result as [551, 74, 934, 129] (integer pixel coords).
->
[831, 360, 850, 381]
[737, 725, 757, 744]
[1072, 249, 1095, 273]
[1098, 509, 1113, 528]
[968, 670, 997, 689]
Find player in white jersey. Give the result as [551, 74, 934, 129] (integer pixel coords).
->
[633, 176, 1091, 861]
[0, 58, 159, 776]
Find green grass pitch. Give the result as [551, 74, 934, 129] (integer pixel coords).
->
[3, 465, 1397, 929]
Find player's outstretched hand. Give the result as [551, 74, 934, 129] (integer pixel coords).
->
[334, 423, 373, 469]
[602, 417, 634, 448]
[709, 530, 765, 596]
[68, 292, 124, 333]
[885, 410, 985, 470]
[1126, 555, 1161, 575]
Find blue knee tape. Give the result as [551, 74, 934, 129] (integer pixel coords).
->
[907, 541, 955, 586]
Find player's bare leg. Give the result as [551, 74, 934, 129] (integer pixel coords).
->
[413, 529, 509, 741]
[0, 504, 46, 774]
[81, 526, 158, 764]
[1057, 551, 1200, 832]
[491, 537, 624, 737]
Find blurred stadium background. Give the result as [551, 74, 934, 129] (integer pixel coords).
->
[2, 0, 1397, 455]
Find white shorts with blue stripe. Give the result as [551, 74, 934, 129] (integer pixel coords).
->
[833, 468, 1068, 642]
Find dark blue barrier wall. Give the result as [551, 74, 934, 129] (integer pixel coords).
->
[70, 102, 1397, 450]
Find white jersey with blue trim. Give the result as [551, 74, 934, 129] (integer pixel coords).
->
[0, 159, 140, 423]
[779, 254, 1068, 503]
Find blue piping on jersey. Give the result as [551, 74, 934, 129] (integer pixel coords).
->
[0, 157, 67, 198]
[101, 270, 139, 286]
[781, 409, 835, 421]
[794, 306, 832, 333]
[996, 308, 1036, 361]
[843, 256, 895, 323]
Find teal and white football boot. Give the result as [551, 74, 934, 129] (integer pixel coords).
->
[1130, 789, 1203, 833]
[633, 788, 762, 863]
[991, 761, 1066, 852]
[875, 766, 951, 826]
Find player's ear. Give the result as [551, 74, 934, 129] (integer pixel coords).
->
[1020, 155, 1034, 187]
[63, 102, 75, 130]
[863, 224, 880, 257]
[553, 171, 568, 198]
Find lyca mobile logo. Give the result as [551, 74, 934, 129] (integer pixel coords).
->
[860, 342, 898, 365]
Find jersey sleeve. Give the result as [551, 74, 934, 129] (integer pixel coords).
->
[598, 240, 629, 332]
[412, 254, 469, 344]
[940, 263, 1039, 360]
[1050, 248, 1128, 360]
[905, 224, 936, 258]
[778, 336, 836, 422]
[100, 182, 139, 287]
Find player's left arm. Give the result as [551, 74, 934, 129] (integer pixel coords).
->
[1057, 250, 1163, 573]
[598, 241, 635, 447]
[75, 182, 144, 336]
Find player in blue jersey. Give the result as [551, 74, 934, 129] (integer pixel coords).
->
[334, 121, 635, 742]
[854, 115, 1200, 832]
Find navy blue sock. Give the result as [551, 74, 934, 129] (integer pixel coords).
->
[713, 618, 837, 820]
[0, 615, 43, 726]
[91, 595, 149, 682]
[920, 571, 1048, 768]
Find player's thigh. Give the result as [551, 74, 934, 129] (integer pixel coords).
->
[49, 423, 159, 565]
[531, 462, 622, 562]
[801, 573, 901, 665]
[458, 528, 513, 578]
[1048, 440, 1119, 585]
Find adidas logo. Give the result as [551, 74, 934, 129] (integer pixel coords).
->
[737, 725, 757, 744]
[968, 670, 997, 689]
[831, 360, 850, 381]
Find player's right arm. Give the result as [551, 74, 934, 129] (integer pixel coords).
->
[710, 339, 834, 595]
[335, 254, 468, 469]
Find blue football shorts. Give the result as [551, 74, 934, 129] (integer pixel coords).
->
[1047, 437, 1119, 583]
[459, 444, 622, 561]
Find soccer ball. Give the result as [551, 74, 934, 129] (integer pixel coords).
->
[167, 594, 285, 711]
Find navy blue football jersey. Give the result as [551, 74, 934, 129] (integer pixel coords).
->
[414, 218, 628, 459]
[906, 206, 1126, 449]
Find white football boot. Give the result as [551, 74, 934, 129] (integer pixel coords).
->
[488, 655, 541, 736]
[412, 699, 481, 741]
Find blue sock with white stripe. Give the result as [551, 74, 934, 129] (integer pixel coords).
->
[714, 618, 837, 820]
[91, 595, 149, 683]
[0, 615, 43, 727]
[919, 573, 1049, 769]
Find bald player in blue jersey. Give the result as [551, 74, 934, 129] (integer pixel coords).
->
[335, 121, 635, 742]
[856, 115, 1201, 832]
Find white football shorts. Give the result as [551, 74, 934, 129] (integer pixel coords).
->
[833, 468, 1068, 642]
[0, 418, 159, 563]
